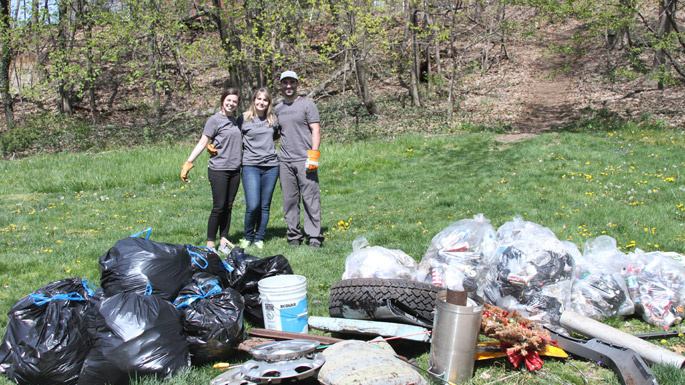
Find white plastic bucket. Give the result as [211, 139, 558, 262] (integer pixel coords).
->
[258, 274, 308, 333]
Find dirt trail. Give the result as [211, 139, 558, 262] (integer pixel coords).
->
[509, 29, 583, 135]
[513, 78, 577, 133]
[487, 22, 684, 137]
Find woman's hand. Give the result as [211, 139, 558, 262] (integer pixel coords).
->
[206, 143, 218, 156]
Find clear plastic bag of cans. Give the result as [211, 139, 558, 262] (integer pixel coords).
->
[341, 237, 418, 280]
[569, 236, 635, 320]
[624, 249, 685, 329]
[416, 214, 497, 291]
[481, 217, 576, 329]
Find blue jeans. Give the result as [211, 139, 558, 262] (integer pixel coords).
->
[242, 165, 279, 242]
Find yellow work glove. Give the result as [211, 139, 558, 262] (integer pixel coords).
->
[180, 161, 194, 182]
[305, 150, 320, 172]
[206, 143, 218, 157]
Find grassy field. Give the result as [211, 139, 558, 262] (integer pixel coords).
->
[1, 123, 685, 384]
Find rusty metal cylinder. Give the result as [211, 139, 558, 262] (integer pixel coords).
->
[428, 290, 483, 384]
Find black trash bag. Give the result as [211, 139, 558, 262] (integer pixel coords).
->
[78, 291, 190, 385]
[225, 248, 293, 321]
[83, 287, 106, 342]
[174, 274, 246, 364]
[0, 277, 94, 385]
[99, 236, 192, 301]
[186, 245, 231, 287]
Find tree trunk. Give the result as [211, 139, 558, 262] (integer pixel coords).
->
[447, 7, 458, 121]
[0, 0, 14, 128]
[210, 0, 241, 89]
[424, 11, 432, 83]
[57, 0, 72, 115]
[79, 0, 97, 122]
[653, 0, 676, 89]
[354, 52, 378, 115]
[149, 31, 162, 123]
[147, 0, 162, 123]
[409, 5, 422, 107]
[435, 22, 441, 76]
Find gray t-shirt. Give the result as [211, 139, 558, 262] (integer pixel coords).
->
[241, 115, 279, 167]
[274, 97, 320, 162]
[202, 112, 242, 171]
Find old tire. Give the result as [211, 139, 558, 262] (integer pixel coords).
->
[328, 278, 441, 324]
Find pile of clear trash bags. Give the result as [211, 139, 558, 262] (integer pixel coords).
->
[341, 214, 685, 330]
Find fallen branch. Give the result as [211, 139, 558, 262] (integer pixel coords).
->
[306, 62, 352, 99]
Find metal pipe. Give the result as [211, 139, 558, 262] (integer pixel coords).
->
[560, 310, 685, 368]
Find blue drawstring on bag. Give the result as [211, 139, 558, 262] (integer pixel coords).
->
[29, 292, 86, 306]
[174, 280, 222, 308]
[130, 227, 152, 239]
[82, 279, 97, 297]
[187, 245, 209, 269]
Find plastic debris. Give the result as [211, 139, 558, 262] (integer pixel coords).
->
[623, 249, 685, 329]
[417, 213, 497, 291]
[341, 237, 418, 280]
[481, 217, 575, 329]
[569, 236, 635, 320]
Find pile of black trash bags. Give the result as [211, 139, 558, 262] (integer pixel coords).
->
[0, 236, 293, 385]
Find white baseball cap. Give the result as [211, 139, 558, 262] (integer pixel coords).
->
[280, 71, 299, 81]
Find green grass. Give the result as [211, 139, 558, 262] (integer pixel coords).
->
[1, 124, 684, 384]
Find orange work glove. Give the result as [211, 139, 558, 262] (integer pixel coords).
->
[206, 143, 218, 156]
[305, 150, 320, 172]
[180, 161, 194, 182]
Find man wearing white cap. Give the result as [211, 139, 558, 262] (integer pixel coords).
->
[275, 70, 323, 248]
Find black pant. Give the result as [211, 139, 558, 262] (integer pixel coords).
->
[207, 168, 241, 242]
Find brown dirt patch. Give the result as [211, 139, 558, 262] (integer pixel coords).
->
[459, 19, 684, 141]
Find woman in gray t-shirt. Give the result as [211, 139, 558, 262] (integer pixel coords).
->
[180, 88, 242, 253]
[237, 88, 280, 249]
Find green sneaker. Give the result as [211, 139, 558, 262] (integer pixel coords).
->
[237, 239, 251, 249]
[253, 240, 264, 249]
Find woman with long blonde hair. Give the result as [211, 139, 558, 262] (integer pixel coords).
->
[236, 88, 280, 249]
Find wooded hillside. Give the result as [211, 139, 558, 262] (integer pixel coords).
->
[0, 0, 683, 156]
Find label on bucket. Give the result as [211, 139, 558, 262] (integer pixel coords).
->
[263, 297, 308, 333]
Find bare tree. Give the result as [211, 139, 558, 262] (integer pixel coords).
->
[408, 2, 422, 106]
[653, 0, 678, 89]
[56, 0, 73, 114]
[0, 0, 13, 128]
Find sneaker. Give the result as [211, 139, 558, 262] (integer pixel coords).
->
[237, 239, 251, 249]
[309, 241, 321, 249]
[289, 240, 301, 248]
[217, 243, 231, 255]
[253, 240, 264, 249]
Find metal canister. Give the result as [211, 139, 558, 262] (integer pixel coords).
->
[428, 290, 483, 384]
